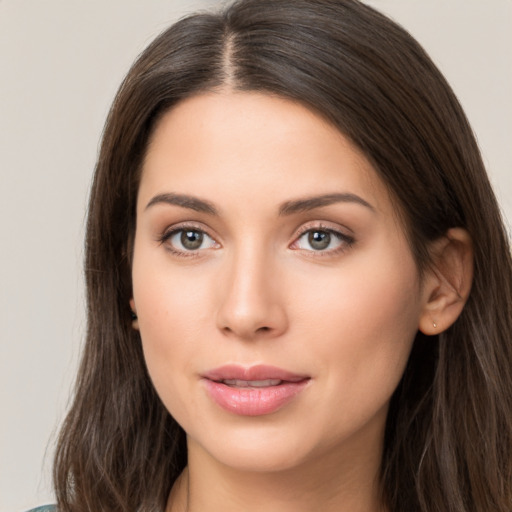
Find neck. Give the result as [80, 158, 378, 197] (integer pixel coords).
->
[167, 432, 387, 512]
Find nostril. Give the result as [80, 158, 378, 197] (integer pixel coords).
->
[216, 295, 288, 339]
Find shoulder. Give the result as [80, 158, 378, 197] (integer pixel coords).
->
[25, 506, 57, 512]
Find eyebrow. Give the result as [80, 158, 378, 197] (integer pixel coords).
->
[145, 193, 218, 215]
[145, 191, 374, 217]
[278, 193, 375, 216]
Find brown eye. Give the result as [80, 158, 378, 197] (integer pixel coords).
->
[164, 228, 217, 253]
[293, 227, 354, 253]
[308, 231, 331, 250]
[181, 230, 204, 250]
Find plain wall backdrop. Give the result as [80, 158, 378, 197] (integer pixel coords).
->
[0, 1, 510, 511]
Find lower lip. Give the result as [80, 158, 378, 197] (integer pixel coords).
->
[203, 379, 309, 416]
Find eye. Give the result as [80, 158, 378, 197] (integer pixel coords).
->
[293, 228, 353, 253]
[162, 228, 218, 253]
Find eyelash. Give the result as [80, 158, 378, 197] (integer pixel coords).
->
[157, 223, 218, 258]
[292, 224, 355, 256]
[157, 223, 355, 258]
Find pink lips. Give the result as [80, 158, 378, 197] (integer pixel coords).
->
[202, 364, 310, 416]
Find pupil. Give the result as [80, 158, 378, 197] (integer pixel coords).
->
[308, 231, 330, 250]
[181, 230, 203, 250]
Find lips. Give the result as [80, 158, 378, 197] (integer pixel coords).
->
[202, 365, 310, 416]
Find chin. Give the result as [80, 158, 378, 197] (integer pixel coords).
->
[187, 421, 317, 473]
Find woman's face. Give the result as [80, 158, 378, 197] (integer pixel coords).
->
[132, 92, 431, 474]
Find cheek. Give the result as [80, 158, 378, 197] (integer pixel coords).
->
[131, 252, 213, 415]
[295, 244, 422, 419]
[132, 238, 213, 346]
[338, 262, 421, 349]
[297, 239, 421, 335]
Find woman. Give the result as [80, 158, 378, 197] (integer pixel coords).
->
[45, 0, 512, 510]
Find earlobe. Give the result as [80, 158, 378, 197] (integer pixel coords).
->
[129, 298, 139, 331]
[418, 228, 473, 335]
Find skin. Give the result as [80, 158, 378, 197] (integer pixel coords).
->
[130, 91, 472, 512]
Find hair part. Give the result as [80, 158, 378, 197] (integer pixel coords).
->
[53, 1, 512, 511]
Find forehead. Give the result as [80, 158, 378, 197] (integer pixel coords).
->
[139, 91, 393, 218]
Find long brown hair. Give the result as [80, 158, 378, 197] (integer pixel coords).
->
[53, 1, 512, 510]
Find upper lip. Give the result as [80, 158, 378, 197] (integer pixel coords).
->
[202, 364, 310, 383]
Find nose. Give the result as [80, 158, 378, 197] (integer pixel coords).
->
[215, 247, 288, 341]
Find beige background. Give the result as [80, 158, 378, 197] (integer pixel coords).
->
[0, 1, 510, 511]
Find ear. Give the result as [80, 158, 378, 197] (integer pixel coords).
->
[129, 298, 139, 331]
[418, 228, 473, 335]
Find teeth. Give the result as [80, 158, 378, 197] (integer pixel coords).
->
[222, 379, 282, 388]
